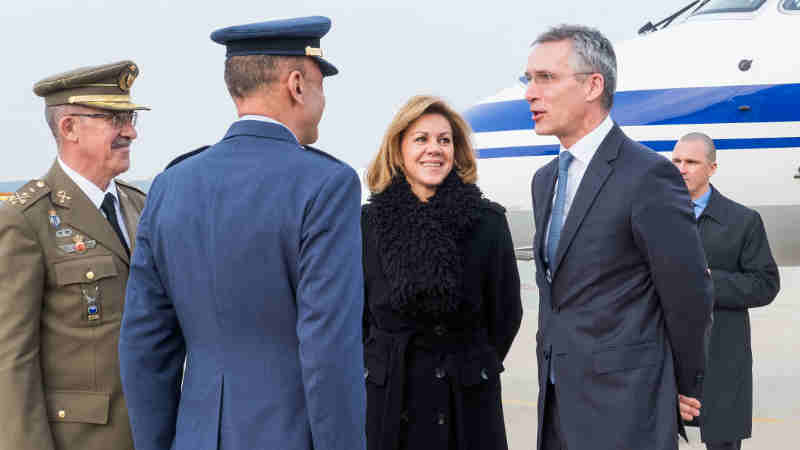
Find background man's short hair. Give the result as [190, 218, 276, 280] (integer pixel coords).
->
[679, 132, 717, 163]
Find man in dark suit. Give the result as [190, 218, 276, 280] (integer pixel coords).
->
[525, 25, 714, 450]
[672, 132, 780, 450]
[118, 17, 366, 450]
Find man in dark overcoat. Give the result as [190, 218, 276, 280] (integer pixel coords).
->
[118, 17, 367, 450]
[0, 61, 148, 450]
[525, 25, 714, 450]
[672, 132, 780, 450]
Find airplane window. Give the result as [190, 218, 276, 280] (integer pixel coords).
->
[782, 0, 800, 10]
[693, 0, 766, 14]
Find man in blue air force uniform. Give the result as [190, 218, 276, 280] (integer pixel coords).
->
[118, 17, 367, 450]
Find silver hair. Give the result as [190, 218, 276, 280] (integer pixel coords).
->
[533, 24, 617, 110]
[44, 105, 69, 145]
[679, 132, 717, 163]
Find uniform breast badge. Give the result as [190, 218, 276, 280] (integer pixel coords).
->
[74, 234, 87, 253]
[55, 228, 73, 238]
[59, 234, 97, 254]
[56, 191, 72, 205]
[48, 209, 61, 228]
[82, 285, 101, 321]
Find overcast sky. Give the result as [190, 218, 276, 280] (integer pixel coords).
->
[1, 0, 691, 182]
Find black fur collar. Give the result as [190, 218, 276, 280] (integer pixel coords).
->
[363, 171, 486, 317]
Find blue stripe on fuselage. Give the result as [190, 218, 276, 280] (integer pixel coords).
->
[465, 83, 800, 133]
[478, 137, 800, 158]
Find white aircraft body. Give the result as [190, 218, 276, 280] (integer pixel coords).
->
[465, 0, 800, 279]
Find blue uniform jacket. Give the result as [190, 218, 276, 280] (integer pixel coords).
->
[119, 120, 367, 450]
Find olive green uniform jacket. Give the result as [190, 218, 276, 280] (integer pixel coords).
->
[0, 161, 145, 450]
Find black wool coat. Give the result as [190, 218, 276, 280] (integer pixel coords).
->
[692, 185, 780, 443]
[361, 175, 522, 450]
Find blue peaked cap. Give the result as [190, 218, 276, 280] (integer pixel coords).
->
[211, 16, 338, 76]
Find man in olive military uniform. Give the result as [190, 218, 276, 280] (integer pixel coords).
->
[0, 61, 148, 450]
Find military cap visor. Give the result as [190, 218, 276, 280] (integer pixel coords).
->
[211, 16, 339, 76]
[33, 60, 150, 111]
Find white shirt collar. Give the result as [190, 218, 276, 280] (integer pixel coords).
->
[57, 157, 119, 209]
[559, 114, 614, 164]
[238, 114, 298, 143]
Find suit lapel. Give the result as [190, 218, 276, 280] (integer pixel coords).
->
[117, 186, 140, 255]
[535, 160, 558, 268]
[551, 125, 623, 276]
[45, 162, 130, 265]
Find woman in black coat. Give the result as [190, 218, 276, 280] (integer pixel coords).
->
[361, 95, 523, 450]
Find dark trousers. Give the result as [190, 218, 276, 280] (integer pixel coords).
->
[706, 441, 741, 450]
[541, 382, 568, 450]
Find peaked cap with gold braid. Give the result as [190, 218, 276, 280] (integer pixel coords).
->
[33, 60, 150, 111]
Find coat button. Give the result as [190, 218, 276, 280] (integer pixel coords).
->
[481, 369, 489, 380]
[435, 367, 446, 379]
[437, 413, 447, 425]
[57, 410, 66, 419]
[86, 271, 95, 280]
[400, 411, 409, 422]
[433, 325, 446, 336]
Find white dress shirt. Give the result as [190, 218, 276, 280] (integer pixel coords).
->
[544, 115, 614, 257]
[57, 158, 131, 247]
[238, 114, 299, 144]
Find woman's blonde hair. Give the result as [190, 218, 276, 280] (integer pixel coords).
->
[366, 95, 478, 194]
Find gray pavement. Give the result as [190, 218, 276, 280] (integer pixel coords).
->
[500, 261, 799, 449]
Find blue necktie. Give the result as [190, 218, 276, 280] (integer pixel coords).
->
[546, 151, 574, 269]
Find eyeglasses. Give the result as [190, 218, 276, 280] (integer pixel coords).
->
[67, 111, 138, 129]
[519, 71, 596, 86]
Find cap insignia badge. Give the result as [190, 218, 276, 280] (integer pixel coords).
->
[118, 70, 135, 92]
[305, 46, 323, 57]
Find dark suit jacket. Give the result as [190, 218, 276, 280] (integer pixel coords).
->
[531, 124, 714, 450]
[692, 185, 779, 443]
[119, 121, 367, 450]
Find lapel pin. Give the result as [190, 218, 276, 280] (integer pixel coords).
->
[73, 234, 87, 253]
[48, 209, 61, 228]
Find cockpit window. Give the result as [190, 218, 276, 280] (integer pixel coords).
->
[782, 0, 800, 11]
[693, 0, 766, 15]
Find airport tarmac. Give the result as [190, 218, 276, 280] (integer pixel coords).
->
[500, 261, 799, 449]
